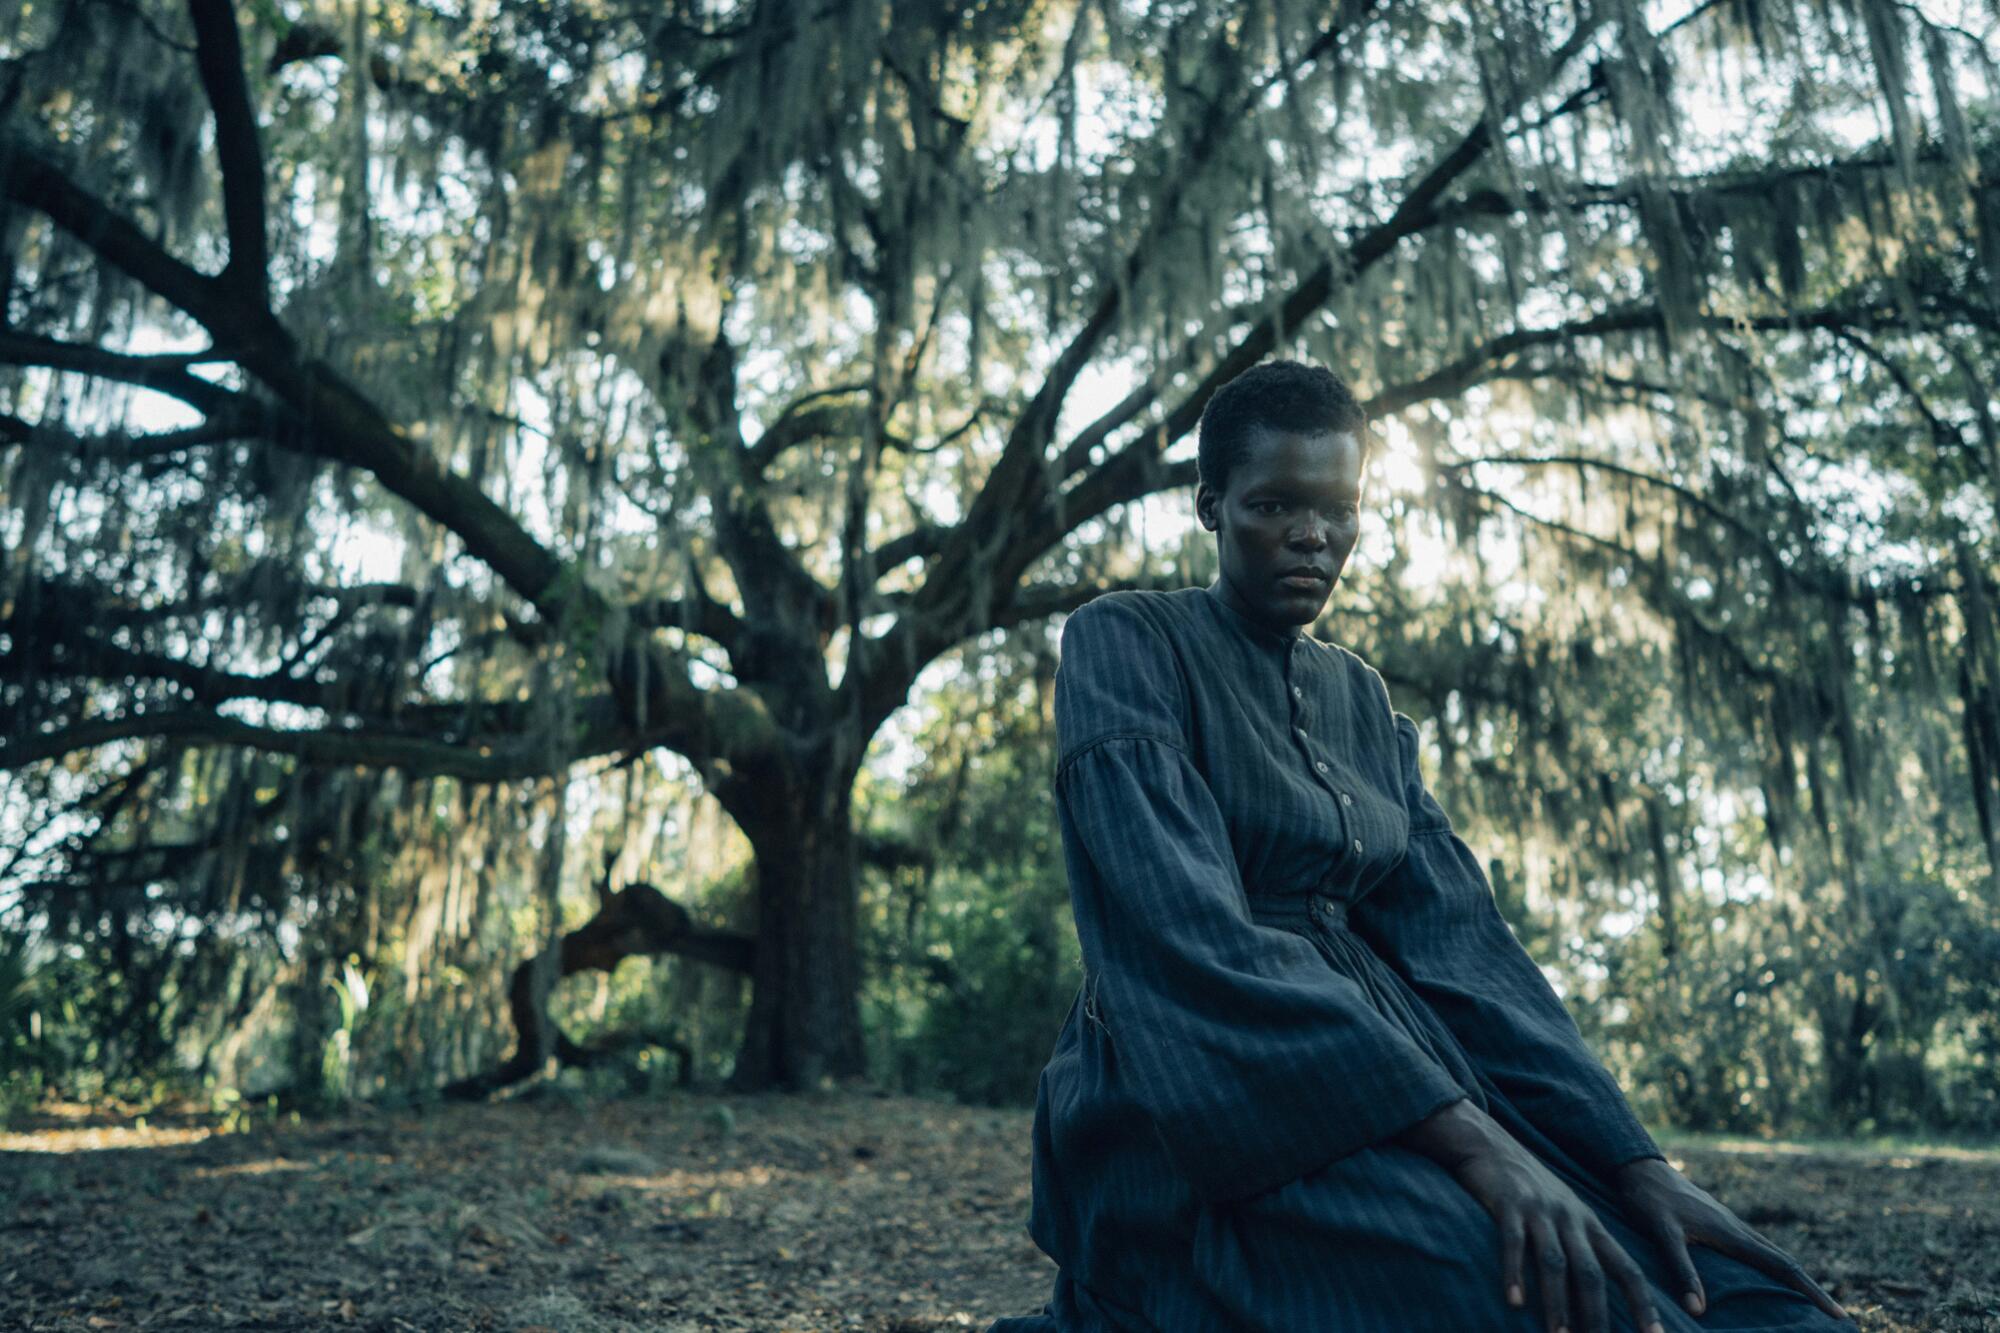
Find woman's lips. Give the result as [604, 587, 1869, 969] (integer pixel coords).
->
[1279, 572, 1329, 591]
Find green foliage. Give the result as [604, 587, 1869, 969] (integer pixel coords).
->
[2, 0, 1998, 1132]
[0, 935, 38, 1127]
[0, 934, 32, 1066]
[858, 628, 1079, 1104]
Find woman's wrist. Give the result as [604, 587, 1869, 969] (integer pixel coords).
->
[1611, 1153, 1677, 1190]
[1394, 1096, 1506, 1171]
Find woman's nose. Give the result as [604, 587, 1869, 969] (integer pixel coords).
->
[1288, 516, 1330, 547]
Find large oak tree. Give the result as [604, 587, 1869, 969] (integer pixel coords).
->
[3, 0, 1996, 1098]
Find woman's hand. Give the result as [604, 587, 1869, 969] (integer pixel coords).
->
[1399, 1100, 1664, 1333]
[1611, 1156, 1851, 1324]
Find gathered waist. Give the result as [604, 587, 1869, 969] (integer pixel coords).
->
[1247, 892, 1350, 932]
[1250, 886, 1488, 1107]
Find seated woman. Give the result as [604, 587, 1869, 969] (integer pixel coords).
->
[990, 361, 1851, 1333]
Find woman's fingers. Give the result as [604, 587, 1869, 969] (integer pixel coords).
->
[1627, 1193, 1706, 1316]
[1501, 1210, 1528, 1310]
[1561, 1217, 1610, 1333]
[1649, 1215, 1706, 1316]
[1594, 1223, 1665, 1333]
[1530, 1213, 1569, 1333]
[1717, 1228, 1848, 1321]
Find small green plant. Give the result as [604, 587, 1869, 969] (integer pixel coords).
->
[320, 959, 371, 1109]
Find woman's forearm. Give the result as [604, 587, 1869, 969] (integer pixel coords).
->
[1393, 1095, 1503, 1169]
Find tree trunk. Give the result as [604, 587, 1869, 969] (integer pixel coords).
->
[1643, 790, 1681, 967]
[728, 772, 867, 1090]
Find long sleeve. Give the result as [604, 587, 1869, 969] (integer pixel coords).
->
[1052, 597, 1471, 1205]
[1351, 681, 1665, 1180]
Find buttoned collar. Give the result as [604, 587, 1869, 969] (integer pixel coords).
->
[1201, 579, 1307, 649]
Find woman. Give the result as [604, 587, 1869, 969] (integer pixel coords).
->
[990, 361, 1851, 1333]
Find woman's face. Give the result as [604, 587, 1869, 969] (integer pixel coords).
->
[1195, 423, 1365, 633]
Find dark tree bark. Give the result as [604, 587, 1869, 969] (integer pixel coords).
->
[726, 771, 868, 1089]
[442, 883, 753, 1100]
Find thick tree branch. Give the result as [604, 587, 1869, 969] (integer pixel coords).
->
[0, 411, 258, 463]
[1120, 17, 1613, 464]
[995, 128, 1568, 610]
[626, 578, 749, 661]
[0, 712, 567, 779]
[70, 573, 422, 631]
[0, 695, 771, 780]
[746, 401, 870, 472]
[2, 620, 350, 714]
[3, 134, 765, 769]
[683, 332, 842, 672]
[859, 13, 1613, 728]
[441, 882, 751, 1101]
[3, 566, 778, 781]
[0, 138, 233, 324]
[870, 521, 950, 571]
[3, 587, 545, 728]
[990, 578, 1162, 630]
[0, 136, 577, 620]
[0, 330, 243, 415]
[187, 0, 268, 300]
[1053, 339, 1209, 481]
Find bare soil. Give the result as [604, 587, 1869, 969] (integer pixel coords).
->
[0, 1092, 1993, 1331]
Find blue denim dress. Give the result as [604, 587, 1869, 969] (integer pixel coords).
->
[989, 585, 1846, 1332]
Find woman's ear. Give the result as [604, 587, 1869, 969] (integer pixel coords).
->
[1195, 484, 1219, 531]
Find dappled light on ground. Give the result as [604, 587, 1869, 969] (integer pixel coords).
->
[0, 1094, 1994, 1331]
[1, 1122, 217, 1154]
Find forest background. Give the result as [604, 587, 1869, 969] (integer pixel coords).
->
[3, 0, 2000, 1155]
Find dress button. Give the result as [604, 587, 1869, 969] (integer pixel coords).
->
[1352, 838, 1364, 854]
[1295, 725, 1308, 740]
[1339, 792, 1354, 806]
[1292, 686, 1303, 700]
[1314, 760, 1329, 774]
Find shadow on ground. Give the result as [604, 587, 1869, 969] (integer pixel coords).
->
[1, 1094, 1993, 1331]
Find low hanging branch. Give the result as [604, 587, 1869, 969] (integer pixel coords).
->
[441, 882, 753, 1101]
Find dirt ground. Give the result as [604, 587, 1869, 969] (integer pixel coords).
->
[0, 1091, 1994, 1332]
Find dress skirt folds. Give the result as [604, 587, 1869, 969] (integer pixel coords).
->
[987, 585, 1847, 1332]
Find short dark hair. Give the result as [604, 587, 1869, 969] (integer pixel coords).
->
[1196, 359, 1369, 497]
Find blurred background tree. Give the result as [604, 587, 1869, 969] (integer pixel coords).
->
[1, 0, 1997, 1134]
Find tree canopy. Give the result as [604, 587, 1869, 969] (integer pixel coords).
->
[2, 0, 1997, 1127]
